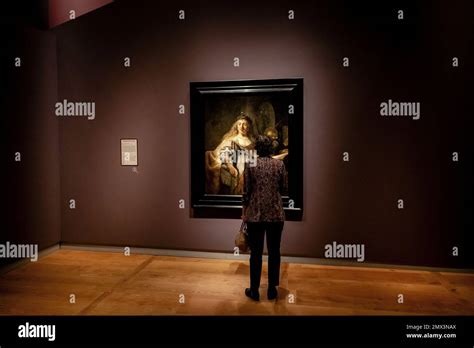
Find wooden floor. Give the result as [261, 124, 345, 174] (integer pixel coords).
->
[0, 249, 473, 315]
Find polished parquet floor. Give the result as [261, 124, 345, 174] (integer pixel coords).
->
[0, 249, 473, 315]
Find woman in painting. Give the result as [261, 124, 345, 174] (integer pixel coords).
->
[205, 113, 257, 195]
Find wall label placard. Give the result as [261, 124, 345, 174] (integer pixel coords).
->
[121, 139, 138, 166]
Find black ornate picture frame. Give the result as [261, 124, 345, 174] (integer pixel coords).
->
[190, 78, 303, 220]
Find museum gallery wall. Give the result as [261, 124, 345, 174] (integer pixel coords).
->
[5, 0, 472, 268]
[3, 27, 61, 268]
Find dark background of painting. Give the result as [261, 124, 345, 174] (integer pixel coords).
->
[3, 0, 473, 268]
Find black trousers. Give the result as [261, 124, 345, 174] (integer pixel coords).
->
[247, 221, 284, 290]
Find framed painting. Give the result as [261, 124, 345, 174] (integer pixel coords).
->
[190, 78, 303, 220]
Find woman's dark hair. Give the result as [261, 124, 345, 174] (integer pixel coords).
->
[255, 135, 273, 157]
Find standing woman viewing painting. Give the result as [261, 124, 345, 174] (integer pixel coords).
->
[242, 135, 288, 301]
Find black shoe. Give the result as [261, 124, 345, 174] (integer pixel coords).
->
[245, 288, 260, 301]
[267, 286, 278, 300]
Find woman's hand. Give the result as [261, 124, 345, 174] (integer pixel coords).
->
[228, 164, 238, 177]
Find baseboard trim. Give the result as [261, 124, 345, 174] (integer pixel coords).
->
[60, 243, 474, 274]
[0, 243, 60, 275]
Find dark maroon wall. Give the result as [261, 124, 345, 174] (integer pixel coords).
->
[53, 0, 473, 268]
[3, 25, 60, 266]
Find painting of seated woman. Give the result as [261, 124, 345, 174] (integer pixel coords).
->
[190, 78, 303, 220]
[204, 99, 289, 196]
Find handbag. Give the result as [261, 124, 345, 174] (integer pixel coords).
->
[234, 221, 249, 253]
